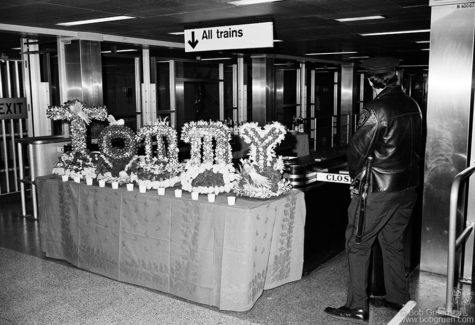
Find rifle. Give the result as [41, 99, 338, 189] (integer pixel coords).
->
[355, 155, 374, 244]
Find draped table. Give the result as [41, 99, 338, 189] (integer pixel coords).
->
[36, 175, 305, 311]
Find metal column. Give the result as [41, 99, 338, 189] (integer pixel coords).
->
[421, 2, 475, 276]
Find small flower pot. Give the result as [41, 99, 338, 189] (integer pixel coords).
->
[227, 196, 236, 206]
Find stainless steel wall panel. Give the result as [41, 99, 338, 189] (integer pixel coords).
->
[340, 64, 354, 116]
[63, 41, 83, 102]
[251, 58, 266, 124]
[275, 69, 284, 122]
[251, 57, 274, 125]
[79, 41, 103, 106]
[237, 57, 247, 122]
[421, 4, 475, 275]
[174, 61, 185, 129]
[62, 40, 103, 106]
[135, 57, 142, 129]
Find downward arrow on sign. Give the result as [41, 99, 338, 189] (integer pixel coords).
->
[188, 31, 199, 49]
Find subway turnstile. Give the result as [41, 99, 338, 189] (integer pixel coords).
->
[283, 150, 422, 291]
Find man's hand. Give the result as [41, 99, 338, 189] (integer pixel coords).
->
[349, 185, 359, 199]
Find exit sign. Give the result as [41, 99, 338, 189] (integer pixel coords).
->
[0, 98, 27, 120]
[184, 22, 274, 52]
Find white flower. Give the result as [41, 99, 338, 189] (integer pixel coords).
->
[52, 167, 65, 176]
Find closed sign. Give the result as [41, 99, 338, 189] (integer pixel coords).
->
[316, 172, 352, 184]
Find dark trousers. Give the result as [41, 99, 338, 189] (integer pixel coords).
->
[344, 188, 417, 311]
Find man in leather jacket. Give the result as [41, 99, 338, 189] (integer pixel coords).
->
[324, 57, 422, 324]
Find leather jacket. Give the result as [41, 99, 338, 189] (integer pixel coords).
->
[347, 84, 422, 192]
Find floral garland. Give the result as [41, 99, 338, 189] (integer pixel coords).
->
[180, 161, 237, 194]
[125, 155, 183, 189]
[98, 124, 137, 161]
[234, 122, 292, 198]
[51, 150, 97, 180]
[181, 121, 232, 166]
[136, 118, 179, 164]
[180, 121, 236, 194]
[233, 157, 292, 198]
[96, 123, 137, 183]
[132, 118, 182, 188]
[239, 121, 287, 171]
[95, 154, 132, 184]
[46, 99, 107, 153]
[136, 125, 160, 159]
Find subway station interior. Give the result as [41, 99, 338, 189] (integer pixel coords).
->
[1, 0, 475, 324]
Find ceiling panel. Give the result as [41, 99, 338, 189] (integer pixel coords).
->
[0, 0, 432, 69]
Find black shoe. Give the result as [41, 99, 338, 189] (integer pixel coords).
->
[369, 297, 404, 311]
[324, 306, 369, 324]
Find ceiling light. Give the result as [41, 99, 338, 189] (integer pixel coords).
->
[228, 0, 283, 6]
[200, 57, 232, 61]
[306, 51, 357, 56]
[169, 32, 184, 35]
[347, 56, 370, 58]
[335, 16, 385, 22]
[57, 16, 135, 26]
[421, 48, 430, 51]
[399, 65, 428, 67]
[273, 40, 283, 42]
[360, 29, 430, 36]
[101, 49, 138, 54]
[415, 40, 430, 43]
[402, 4, 427, 8]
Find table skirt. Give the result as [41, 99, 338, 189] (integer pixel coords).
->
[37, 175, 305, 311]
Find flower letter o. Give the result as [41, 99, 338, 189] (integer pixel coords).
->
[98, 125, 137, 161]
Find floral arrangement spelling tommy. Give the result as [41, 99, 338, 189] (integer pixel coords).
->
[48, 100, 292, 198]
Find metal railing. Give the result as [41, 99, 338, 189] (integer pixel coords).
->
[309, 114, 360, 152]
[436, 166, 475, 318]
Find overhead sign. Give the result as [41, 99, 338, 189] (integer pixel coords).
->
[184, 22, 273, 52]
[316, 172, 352, 184]
[0, 98, 27, 120]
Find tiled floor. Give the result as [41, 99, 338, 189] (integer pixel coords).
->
[1, 192, 474, 325]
